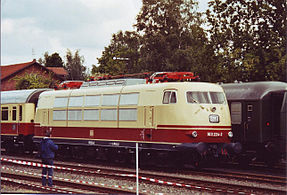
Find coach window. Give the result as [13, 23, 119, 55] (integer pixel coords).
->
[163, 91, 177, 104]
[12, 106, 17, 121]
[231, 102, 242, 124]
[1, 107, 8, 121]
[69, 96, 84, 107]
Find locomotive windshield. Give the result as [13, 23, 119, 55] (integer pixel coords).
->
[186, 92, 226, 104]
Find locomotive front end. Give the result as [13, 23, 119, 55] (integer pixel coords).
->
[157, 82, 242, 167]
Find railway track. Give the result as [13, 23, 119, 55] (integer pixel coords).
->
[2, 155, 286, 194]
[1, 167, 136, 194]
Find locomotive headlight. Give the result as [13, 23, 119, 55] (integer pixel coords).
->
[191, 131, 198, 138]
[209, 114, 219, 123]
[228, 131, 233, 138]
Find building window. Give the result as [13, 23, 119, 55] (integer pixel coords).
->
[1, 107, 8, 121]
[163, 91, 177, 104]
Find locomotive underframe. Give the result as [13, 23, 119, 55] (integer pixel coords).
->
[33, 136, 238, 167]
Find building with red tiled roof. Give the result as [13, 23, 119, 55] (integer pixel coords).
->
[1, 59, 68, 91]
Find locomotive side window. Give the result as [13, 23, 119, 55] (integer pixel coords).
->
[120, 93, 139, 105]
[102, 94, 119, 106]
[12, 106, 17, 121]
[163, 91, 177, 104]
[101, 109, 117, 121]
[84, 109, 99, 121]
[1, 107, 8, 121]
[69, 96, 83, 107]
[231, 102, 242, 124]
[53, 110, 66, 121]
[85, 95, 100, 107]
[68, 110, 82, 121]
[54, 97, 68, 108]
[119, 108, 137, 121]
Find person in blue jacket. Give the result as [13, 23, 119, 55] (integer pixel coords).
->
[39, 129, 58, 187]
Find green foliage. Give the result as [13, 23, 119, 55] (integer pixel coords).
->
[65, 49, 86, 80]
[38, 52, 64, 67]
[96, 31, 141, 75]
[97, 0, 220, 81]
[206, 0, 286, 82]
[14, 73, 56, 89]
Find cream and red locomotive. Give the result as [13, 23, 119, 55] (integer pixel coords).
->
[1, 76, 241, 167]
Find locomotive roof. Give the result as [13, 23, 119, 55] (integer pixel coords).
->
[0, 89, 50, 104]
[222, 81, 287, 100]
[39, 82, 224, 99]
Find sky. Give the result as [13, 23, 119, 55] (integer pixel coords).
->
[1, 0, 209, 71]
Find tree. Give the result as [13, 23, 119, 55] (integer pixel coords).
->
[206, 0, 286, 82]
[14, 73, 56, 89]
[96, 31, 141, 75]
[65, 49, 86, 80]
[134, 0, 218, 81]
[38, 52, 64, 67]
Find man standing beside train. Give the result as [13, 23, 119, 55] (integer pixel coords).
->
[39, 129, 58, 187]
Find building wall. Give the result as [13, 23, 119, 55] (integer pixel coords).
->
[1, 64, 62, 91]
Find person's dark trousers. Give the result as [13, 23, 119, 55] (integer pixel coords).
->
[42, 158, 54, 186]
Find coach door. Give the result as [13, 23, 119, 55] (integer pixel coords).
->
[230, 102, 244, 142]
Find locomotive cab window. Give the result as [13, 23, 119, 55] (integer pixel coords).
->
[163, 91, 177, 104]
[186, 91, 226, 104]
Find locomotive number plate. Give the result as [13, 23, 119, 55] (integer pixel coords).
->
[207, 132, 223, 137]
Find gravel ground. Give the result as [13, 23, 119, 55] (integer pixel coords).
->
[2, 161, 285, 194]
[1, 164, 211, 194]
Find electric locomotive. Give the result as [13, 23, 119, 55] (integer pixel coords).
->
[222, 81, 287, 166]
[32, 79, 241, 167]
